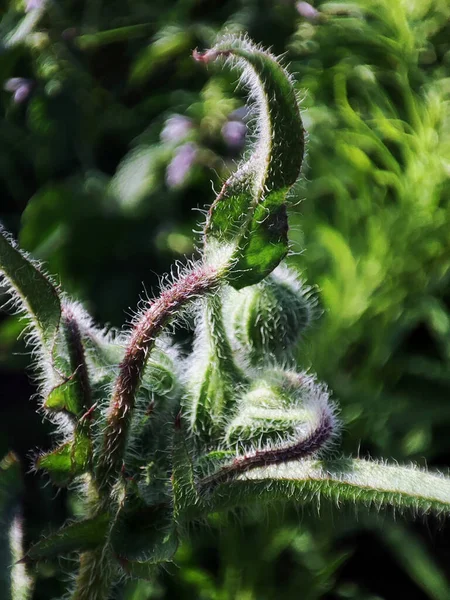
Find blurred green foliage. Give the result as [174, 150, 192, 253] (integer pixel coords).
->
[1, 0, 450, 598]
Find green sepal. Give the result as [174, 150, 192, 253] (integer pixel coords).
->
[225, 402, 310, 448]
[143, 347, 180, 397]
[0, 227, 61, 354]
[85, 334, 178, 396]
[50, 318, 80, 381]
[187, 295, 244, 440]
[36, 432, 91, 486]
[188, 358, 235, 439]
[44, 379, 83, 416]
[171, 415, 201, 521]
[110, 500, 178, 563]
[24, 513, 110, 562]
[199, 37, 304, 288]
[83, 334, 124, 372]
[194, 450, 235, 480]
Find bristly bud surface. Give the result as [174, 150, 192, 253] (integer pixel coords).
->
[225, 265, 314, 366]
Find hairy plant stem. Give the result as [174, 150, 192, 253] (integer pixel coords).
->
[199, 407, 334, 490]
[96, 263, 221, 496]
[72, 547, 113, 600]
[70, 265, 222, 600]
[69, 475, 113, 600]
[62, 305, 93, 412]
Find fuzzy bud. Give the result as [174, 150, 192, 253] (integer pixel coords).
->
[197, 370, 338, 488]
[225, 265, 314, 366]
[225, 370, 335, 450]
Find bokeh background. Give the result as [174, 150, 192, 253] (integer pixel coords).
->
[1, 0, 450, 598]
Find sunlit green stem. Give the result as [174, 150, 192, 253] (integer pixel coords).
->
[72, 547, 113, 600]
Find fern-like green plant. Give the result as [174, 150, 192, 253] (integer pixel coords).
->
[1, 35, 450, 600]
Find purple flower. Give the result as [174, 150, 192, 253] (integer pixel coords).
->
[229, 106, 250, 122]
[25, 0, 44, 12]
[161, 115, 192, 144]
[4, 78, 33, 103]
[296, 1, 320, 21]
[166, 143, 197, 188]
[222, 120, 247, 150]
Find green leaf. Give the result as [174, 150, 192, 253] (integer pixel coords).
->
[110, 502, 178, 563]
[130, 26, 192, 84]
[24, 513, 109, 562]
[36, 434, 91, 486]
[44, 379, 82, 415]
[82, 330, 124, 379]
[202, 458, 450, 516]
[379, 523, 450, 600]
[76, 24, 153, 50]
[0, 227, 61, 354]
[198, 36, 305, 288]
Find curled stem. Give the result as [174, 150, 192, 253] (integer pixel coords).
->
[96, 263, 221, 494]
[199, 406, 334, 490]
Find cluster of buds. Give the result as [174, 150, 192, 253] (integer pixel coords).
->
[2, 34, 448, 600]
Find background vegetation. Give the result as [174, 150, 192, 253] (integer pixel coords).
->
[1, 0, 450, 598]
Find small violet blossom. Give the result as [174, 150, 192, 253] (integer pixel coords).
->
[166, 143, 197, 188]
[25, 0, 44, 12]
[296, 1, 320, 21]
[222, 120, 247, 150]
[161, 115, 192, 144]
[4, 78, 33, 104]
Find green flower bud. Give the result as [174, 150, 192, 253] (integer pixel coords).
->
[225, 265, 314, 366]
[194, 370, 338, 489]
[224, 370, 335, 452]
